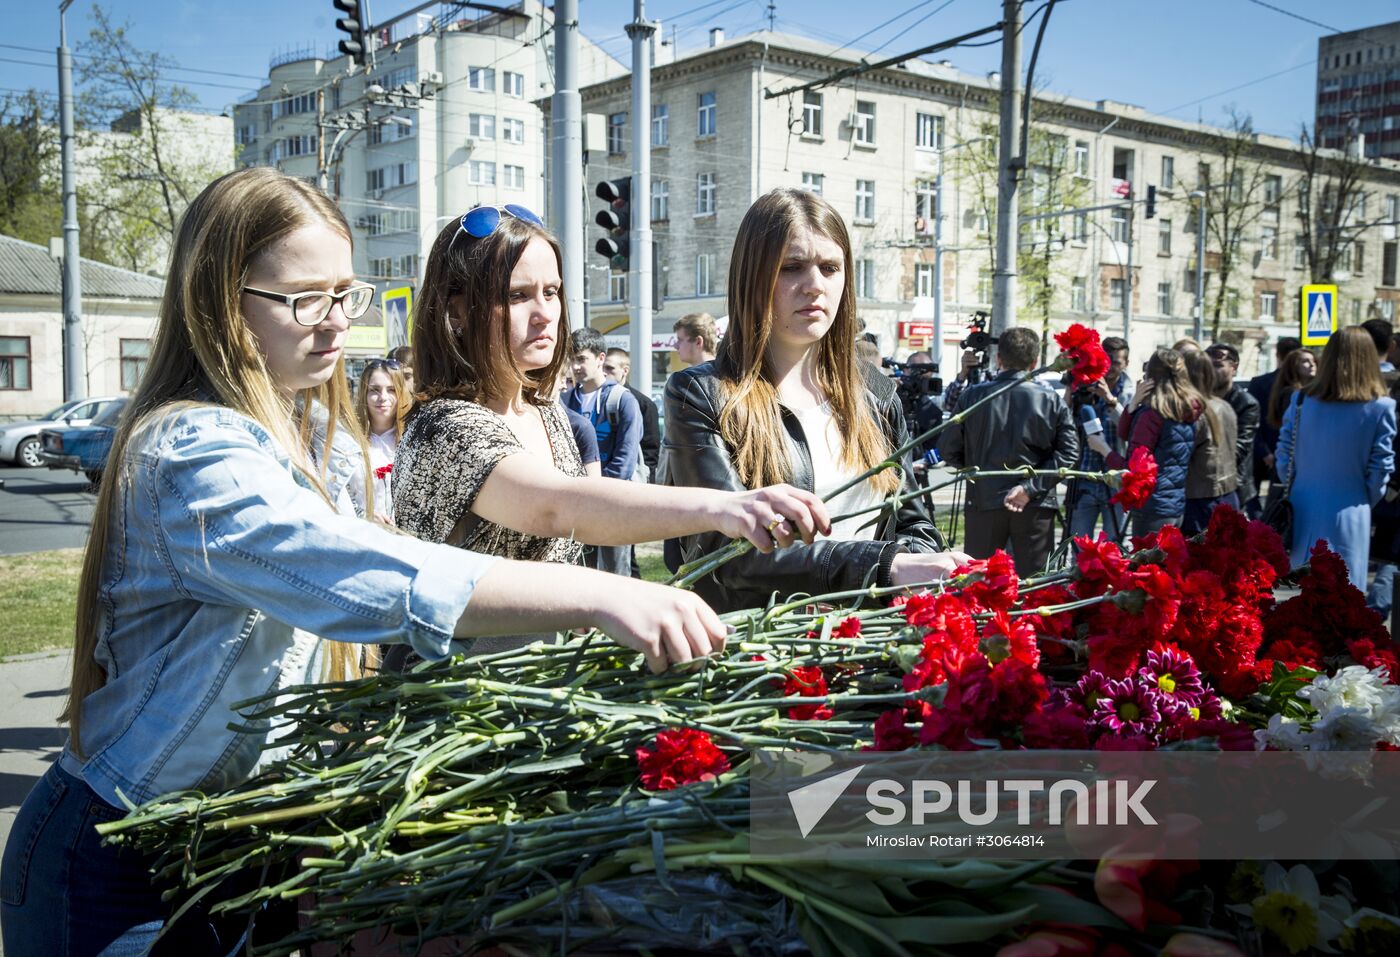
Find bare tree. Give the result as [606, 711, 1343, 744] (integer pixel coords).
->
[1195, 109, 1280, 341]
[1296, 124, 1372, 288]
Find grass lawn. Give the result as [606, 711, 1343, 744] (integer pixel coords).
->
[638, 550, 670, 583]
[0, 548, 81, 660]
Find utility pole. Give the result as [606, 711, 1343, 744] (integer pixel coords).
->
[551, 0, 585, 329]
[933, 166, 946, 368]
[1191, 190, 1207, 342]
[990, 0, 1022, 336]
[57, 0, 85, 401]
[626, 0, 655, 396]
[1123, 202, 1133, 341]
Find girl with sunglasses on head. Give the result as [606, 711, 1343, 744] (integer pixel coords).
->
[662, 189, 968, 614]
[357, 357, 412, 522]
[393, 205, 830, 626]
[0, 171, 738, 956]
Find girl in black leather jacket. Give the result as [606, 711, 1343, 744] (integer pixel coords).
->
[664, 188, 968, 613]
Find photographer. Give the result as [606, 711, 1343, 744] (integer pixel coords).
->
[937, 327, 1079, 576]
[1064, 336, 1131, 542]
[940, 314, 996, 413]
[884, 351, 943, 460]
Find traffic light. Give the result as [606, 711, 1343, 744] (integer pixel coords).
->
[333, 0, 367, 66]
[594, 177, 632, 271]
[1145, 184, 1157, 220]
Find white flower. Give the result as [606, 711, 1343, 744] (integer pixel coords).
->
[1256, 714, 1307, 751]
[1243, 863, 1352, 954]
[1300, 666, 1396, 720]
[1305, 710, 1385, 752]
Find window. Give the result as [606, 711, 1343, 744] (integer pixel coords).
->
[283, 134, 314, 157]
[503, 71, 524, 97]
[1383, 241, 1398, 287]
[607, 112, 626, 154]
[1110, 207, 1129, 242]
[1228, 169, 1244, 203]
[1260, 291, 1278, 320]
[468, 160, 496, 185]
[1071, 277, 1087, 312]
[468, 67, 496, 91]
[1109, 278, 1128, 311]
[803, 92, 823, 137]
[1264, 174, 1283, 205]
[854, 179, 875, 223]
[1158, 219, 1172, 255]
[651, 104, 669, 146]
[1157, 282, 1172, 316]
[1294, 235, 1307, 269]
[119, 339, 149, 391]
[697, 91, 716, 137]
[1072, 212, 1089, 244]
[368, 256, 392, 278]
[0, 336, 31, 390]
[271, 91, 315, 119]
[1160, 155, 1175, 190]
[1356, 241, 1366, 271]
[381, 67, 415, 89]
[695, 254, 714, 296]
[977, 267, 993, 304]
[696, 172, 716, 215]
[468, 114, 496, 140]
[609, 270, 628, 302]
[370, 119, 412, 144]
[501, 118, 525, 144]
[369, 161, 416, 190]
[853, 100, 876, 146]
[1261, 222, 1279, 260]
[1225, 289, 1240, 319]
[502, 165, 525, 189]
[856, 259, 876, 299]
[915, 112, 944, 151]
[652, 178, 669, 221]
[237, 125, 256, 147]
[915, 263, 935, 298]
[1073, 141, 1089, 177]
[915, 180, 936, 225]
[802, 172, 824, 195]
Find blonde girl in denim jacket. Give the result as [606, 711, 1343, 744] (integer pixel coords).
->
[0, 168, 756, 955]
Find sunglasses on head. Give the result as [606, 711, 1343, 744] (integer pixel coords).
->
[365, 357, 402, 372]
[457, 204, 545, 240]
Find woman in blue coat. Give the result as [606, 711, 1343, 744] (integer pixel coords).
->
[1277, 326, 1396, 585]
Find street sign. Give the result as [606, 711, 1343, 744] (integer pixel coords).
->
[380, 287, 413, 349]
[898, 321, 935, 339]
[1300, 284, 1337, 347]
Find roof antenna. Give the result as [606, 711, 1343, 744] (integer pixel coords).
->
[767, 1, 776, 32]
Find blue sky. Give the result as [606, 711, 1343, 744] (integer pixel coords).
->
[3, 0, 1397, 140]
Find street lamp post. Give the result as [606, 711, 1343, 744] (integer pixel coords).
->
[1190, 189, 1207, 342]
[57, 0, 85, 401]
[932, 137, 983, 370]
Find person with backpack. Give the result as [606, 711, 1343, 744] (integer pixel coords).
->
[393, 205, 830, 612]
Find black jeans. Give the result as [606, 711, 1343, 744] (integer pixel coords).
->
[962, 505, 1057, 577]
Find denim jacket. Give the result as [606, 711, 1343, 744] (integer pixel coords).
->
[59, 404, 499, 807]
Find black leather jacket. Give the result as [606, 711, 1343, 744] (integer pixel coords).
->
[936, 370, 1079, 511]
[663, 359, 944, 613]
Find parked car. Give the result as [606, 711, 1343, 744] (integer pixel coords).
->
[0, 396, 121, 468]
[40, 397, 128, 485]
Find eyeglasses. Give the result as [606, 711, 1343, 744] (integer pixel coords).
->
[457, 204, 545, 240]
[365, 357, 402, 371]
[243, 283, 375, 327]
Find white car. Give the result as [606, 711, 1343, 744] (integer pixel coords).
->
[0, 397, 122, 468]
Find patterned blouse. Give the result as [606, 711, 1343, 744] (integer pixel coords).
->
[394, 397, 585, 564]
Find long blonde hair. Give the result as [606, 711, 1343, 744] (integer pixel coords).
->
[65, 167, 370, 756]
[1143, 347, 1219, 443]
[716, 189, 899, 496]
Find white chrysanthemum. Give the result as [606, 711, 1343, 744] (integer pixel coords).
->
[1256, 713, 1308, 751]
[1306, 709, 1384, 751]
[1300, 666, 1395, 719]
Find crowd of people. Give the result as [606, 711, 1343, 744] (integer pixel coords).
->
[3, 164, 1397, 953]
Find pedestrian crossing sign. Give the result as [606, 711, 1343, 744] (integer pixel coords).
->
[1300, 284, 1337, 347]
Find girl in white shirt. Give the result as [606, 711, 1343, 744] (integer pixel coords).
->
[358, 358, 411, 522]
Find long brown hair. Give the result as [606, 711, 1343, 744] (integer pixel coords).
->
[413, 210, 569, 406]
[65, 168, 369, 756]
[357, 360, 413, 441]
[716, 189, 898, 496]
[1267, 349, 1317, 428]
[1182, 350, 1224, 446]
[1308, 326, 1386, 404]
[1143, 347, 1218, 441]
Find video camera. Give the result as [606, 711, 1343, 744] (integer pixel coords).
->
[957, 312, 998, 386]
[881, 357, 943, 448]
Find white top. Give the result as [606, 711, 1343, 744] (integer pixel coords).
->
[369, 428, 398, 522]
[787, 402, 882, 542]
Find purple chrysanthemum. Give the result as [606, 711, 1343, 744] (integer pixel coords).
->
[1069, 671, 1113, 713]
[1138, 647, 1205, 705]
[1093, 677, 1163, 737]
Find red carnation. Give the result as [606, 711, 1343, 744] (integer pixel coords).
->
[1110, 447, 1157, 511]
[955, 550, 1019, 611]
[832, 616, 863, 639]
[374, 463, 394, 481]
[635, 728, 731, 791]
[900, 592, 977, 646]
[1054, 323, 1112, 386]
[783, 665, 834, 721]
[869, 708, 917, 752]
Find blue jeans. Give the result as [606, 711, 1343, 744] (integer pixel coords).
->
[1, 764, 247, 956]
[1367, 563, 1397, 619]
[1182, 492, 1240, 536]
[1067, 493, 1127, 544]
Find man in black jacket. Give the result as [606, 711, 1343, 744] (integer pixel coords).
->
[1245, 335, 1301, 518]
[1207, 343, 1261, 510]
[937, 327, 1079, 577]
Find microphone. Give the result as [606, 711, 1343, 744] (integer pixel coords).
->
[1079, 404, 1104, 436]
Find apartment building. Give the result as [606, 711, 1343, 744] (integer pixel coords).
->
[234, 0, 621, 362]
[572, 30, 1400, 377]
[1317, 19, 1400, 161]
